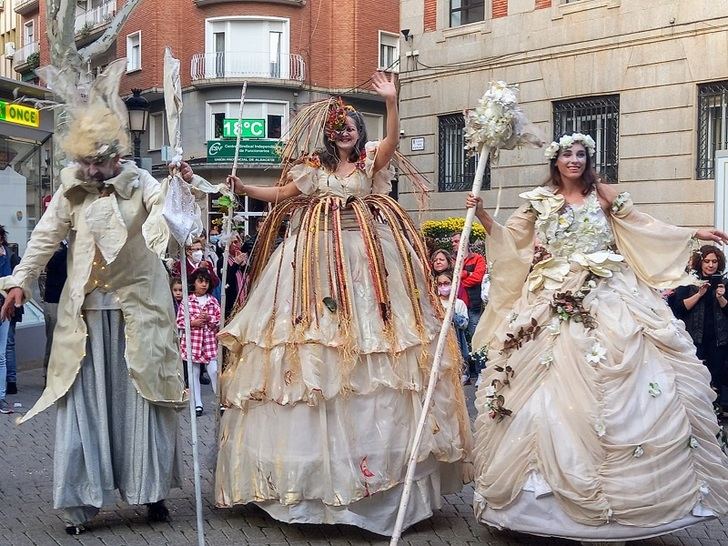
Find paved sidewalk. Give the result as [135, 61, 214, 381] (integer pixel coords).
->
[1, 368, 727, 545]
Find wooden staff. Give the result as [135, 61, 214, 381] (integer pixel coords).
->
[390, 144, 491, 544]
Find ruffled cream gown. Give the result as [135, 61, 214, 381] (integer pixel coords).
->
[471, 187, 728, 542]
[215, 142, 472, 536]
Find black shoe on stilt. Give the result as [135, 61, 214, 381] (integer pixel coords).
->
[65, 524, 86, 535]
[146, 500, 170, 522]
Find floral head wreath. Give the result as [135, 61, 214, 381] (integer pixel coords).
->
[544, 132, 596, 160]
[325, 97, 356, 140]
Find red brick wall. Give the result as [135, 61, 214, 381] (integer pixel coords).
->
[535, 0, 552, 8]
[424, 0, 437, 32]
[492, 0, 508, 18]
[33, 0, 398, 95]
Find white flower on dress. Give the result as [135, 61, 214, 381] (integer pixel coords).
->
[633, 445, 644, 458]
[540, 351, 554, 369]
[507, 311, 519, 324]
[571, 251, 625, 278]
[546, 317, 561, 336]
[648, 382, 662, 397]
[688, 436, 699, 449]
[594, 420, 606, 437]
[527, 256, 570, 292]
[484, 385, 497, 398]
[586, 341, 607, 366]
[699, 482, 710, 496]
[611, 192, 631, 214]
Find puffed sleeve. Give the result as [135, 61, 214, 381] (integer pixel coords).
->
[471, 204, 537, 352]
[288, 162, 318, 195]
[609, 192, 698, 289]
[364, 141, 395, 195]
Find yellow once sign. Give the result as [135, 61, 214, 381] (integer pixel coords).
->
[0, 100, 40, 128]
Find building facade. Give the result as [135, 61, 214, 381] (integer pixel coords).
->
[0, 76, 52, 256]
[399, 0, 728, 230]
[24, 0, 400, 235]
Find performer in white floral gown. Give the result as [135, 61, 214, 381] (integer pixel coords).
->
[466, 133, 728, 544]
[214, 72, 472, 535]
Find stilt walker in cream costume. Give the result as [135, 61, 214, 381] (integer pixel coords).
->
[0, 59, 216, 535]
[467, 129, 728, 544]
[215, 72, 473, 536]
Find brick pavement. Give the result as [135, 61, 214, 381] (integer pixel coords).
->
[1, 368, 727, 545]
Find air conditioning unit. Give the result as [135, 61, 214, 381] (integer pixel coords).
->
[4, 42, 15, 59]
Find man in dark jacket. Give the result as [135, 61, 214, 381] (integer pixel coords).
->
[41, 241, 68, 375]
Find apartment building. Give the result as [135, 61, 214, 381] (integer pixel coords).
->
[18, 0, 400, 234]
[399, 0, 728, 230]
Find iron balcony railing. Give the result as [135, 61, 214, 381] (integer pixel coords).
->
[697, 82, 728, 180]
[438, 113, 490, 192]
[14, 41, 38, 65]
[553, 95, 620, 183]
[75, 0, 116, 35]
[190, 51, 305, 82]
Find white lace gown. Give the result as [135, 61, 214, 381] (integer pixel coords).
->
[215, 144, 472, 536]
[472, 187, 728, 541]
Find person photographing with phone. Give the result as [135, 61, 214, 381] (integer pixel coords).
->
[671, 245, 728, 415]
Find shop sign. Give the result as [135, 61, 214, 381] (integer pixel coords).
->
[207, 139, 280, 164]
[222, 118, 266, 139]
[0, 101, 40, 128]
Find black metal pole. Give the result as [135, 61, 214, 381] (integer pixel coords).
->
[133, 133, 142, 167]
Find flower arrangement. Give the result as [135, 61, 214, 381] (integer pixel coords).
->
[611, 191, 631, 214]
[463, 81, 541, 160]
[544, 133, 596, 160]
[325, 97, 355, 140]
[551, 289, 597, 329]
[421, 217, 487, 240]
[483, 381, 513, 422]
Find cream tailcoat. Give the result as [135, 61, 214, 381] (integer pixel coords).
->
[0, 160, 209, 423]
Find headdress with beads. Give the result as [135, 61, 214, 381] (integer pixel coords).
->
[324, 97, 356, 140]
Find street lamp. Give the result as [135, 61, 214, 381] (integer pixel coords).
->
[125, 88, 149, 167]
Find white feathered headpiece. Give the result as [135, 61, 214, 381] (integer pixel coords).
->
[36, 59, 130, 162]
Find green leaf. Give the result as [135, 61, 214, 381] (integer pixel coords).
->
[322, 297, 337, 313]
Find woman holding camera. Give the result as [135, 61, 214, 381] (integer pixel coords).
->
[672, 245, 728, 413]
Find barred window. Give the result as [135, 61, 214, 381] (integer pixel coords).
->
[438, 113, 489, 192]
[553, 95, 620, 182]
[697, 82, 728, 180]
[450, 0, 485, 27]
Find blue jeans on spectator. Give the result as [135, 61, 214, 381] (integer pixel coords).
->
[0, 320, 9, 400]
[6, 321, 15, 384]
[467, 307, 483, 378]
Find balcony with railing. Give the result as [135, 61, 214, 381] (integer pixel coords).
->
[14, 0, 39, 15]
[75, 0, 116, 37]
[13, 41, 39, 72]
[190, 51, 305, 86]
